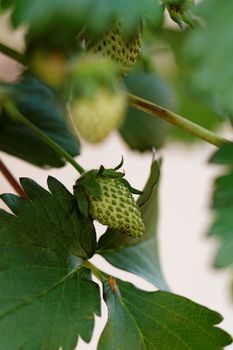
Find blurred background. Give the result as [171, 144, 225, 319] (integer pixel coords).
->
[0, 6, 233, 349]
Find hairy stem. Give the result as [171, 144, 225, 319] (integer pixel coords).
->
[3, 100, 85, 175]
[127, 93, 230, 148]
[0, 158, 28, 198]
[0, 42, 25, 64]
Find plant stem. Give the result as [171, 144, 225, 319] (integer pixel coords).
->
[84, 261, 107, 282]
[127, 93, 230, 148]
[0, 42, 25, 64]
[3, 100, 85, 175]
[0, 158, 28, 198]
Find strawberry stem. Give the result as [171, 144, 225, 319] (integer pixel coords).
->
[0, 158, 28, 198]
[84, 261, 108, 282]
[127, 92, 230, 148]
[0, 42, 25, 64]
[3, 100, 85, 175]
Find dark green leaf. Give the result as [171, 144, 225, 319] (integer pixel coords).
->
[210, 143, 233, 165]
[120, 72, 173, 151]
[0, 177, 99, 349]
[1, 176, 97, 260]
[76, 189, 89, 217]
[184, 0, 233, 117]
[0, 71, 80, 168]
[97, 160, 168, 290]
[98, 279, 232, 350]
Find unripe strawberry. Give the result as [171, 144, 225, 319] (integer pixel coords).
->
[74, 167, 145, 238]
[89, 177, 144, 237]
[28, 48, 67, 87]
[86, 23, 142, 76]
[70, 87, 126, 143]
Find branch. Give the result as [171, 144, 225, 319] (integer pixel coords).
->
[0, 42, 25, 65]
[0, 158, 28, 198]
[127, 93, 230, 148]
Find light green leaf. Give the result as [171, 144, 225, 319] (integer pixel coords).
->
[0, 176, 100, 349]
[1, 0, 162, 37]
[97, 160, 168, 290]
[98, 279, 232, 350]
[184, 0, 233, 116]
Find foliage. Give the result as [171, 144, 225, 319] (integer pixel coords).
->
[0, 0, 163, 38]
[184, 0, 233, 117]
[0, 177, 99, 349]
[0, 0, 233, 349]
[98, 279, 232, 350]
[153, 29, 223, 143]
[208, 143, 233, 292]
[0, 72, 80, 167]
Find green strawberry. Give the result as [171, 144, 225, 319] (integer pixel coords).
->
[70, 87, 126, 143]
[85, 23, 142, 76]
[28, 48, 67, 87]
[74, 167, 145, 238]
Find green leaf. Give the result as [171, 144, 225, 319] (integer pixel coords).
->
[184, 0, 233, 116]
[155, 29, 222, 143]
[0, 177, 99, 349]
[208, 143, 233, 271]
[97, 160, 168, 290]
[0, 71, 80, 168]
[210, 143, 233, 165]
[1, 176, 97, 260]
[120, 72, 173, 152]
[98, 279, 232, 350]
[1, 0, 162, 37]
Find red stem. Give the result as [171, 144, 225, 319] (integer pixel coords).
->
[0, 158, 28, 198]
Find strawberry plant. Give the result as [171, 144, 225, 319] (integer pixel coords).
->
[0, 0, 233, 349]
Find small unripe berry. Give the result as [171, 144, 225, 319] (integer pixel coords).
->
[86, 23, 142, 76]
[29, 49, 67, 87]
[70, 88, 126, 143]
[87, 176, 144, 238]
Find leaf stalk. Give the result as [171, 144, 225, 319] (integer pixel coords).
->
[0, 42, 25, 64]
[126, 92, 230, 148]
[0, 158, 28, 198]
